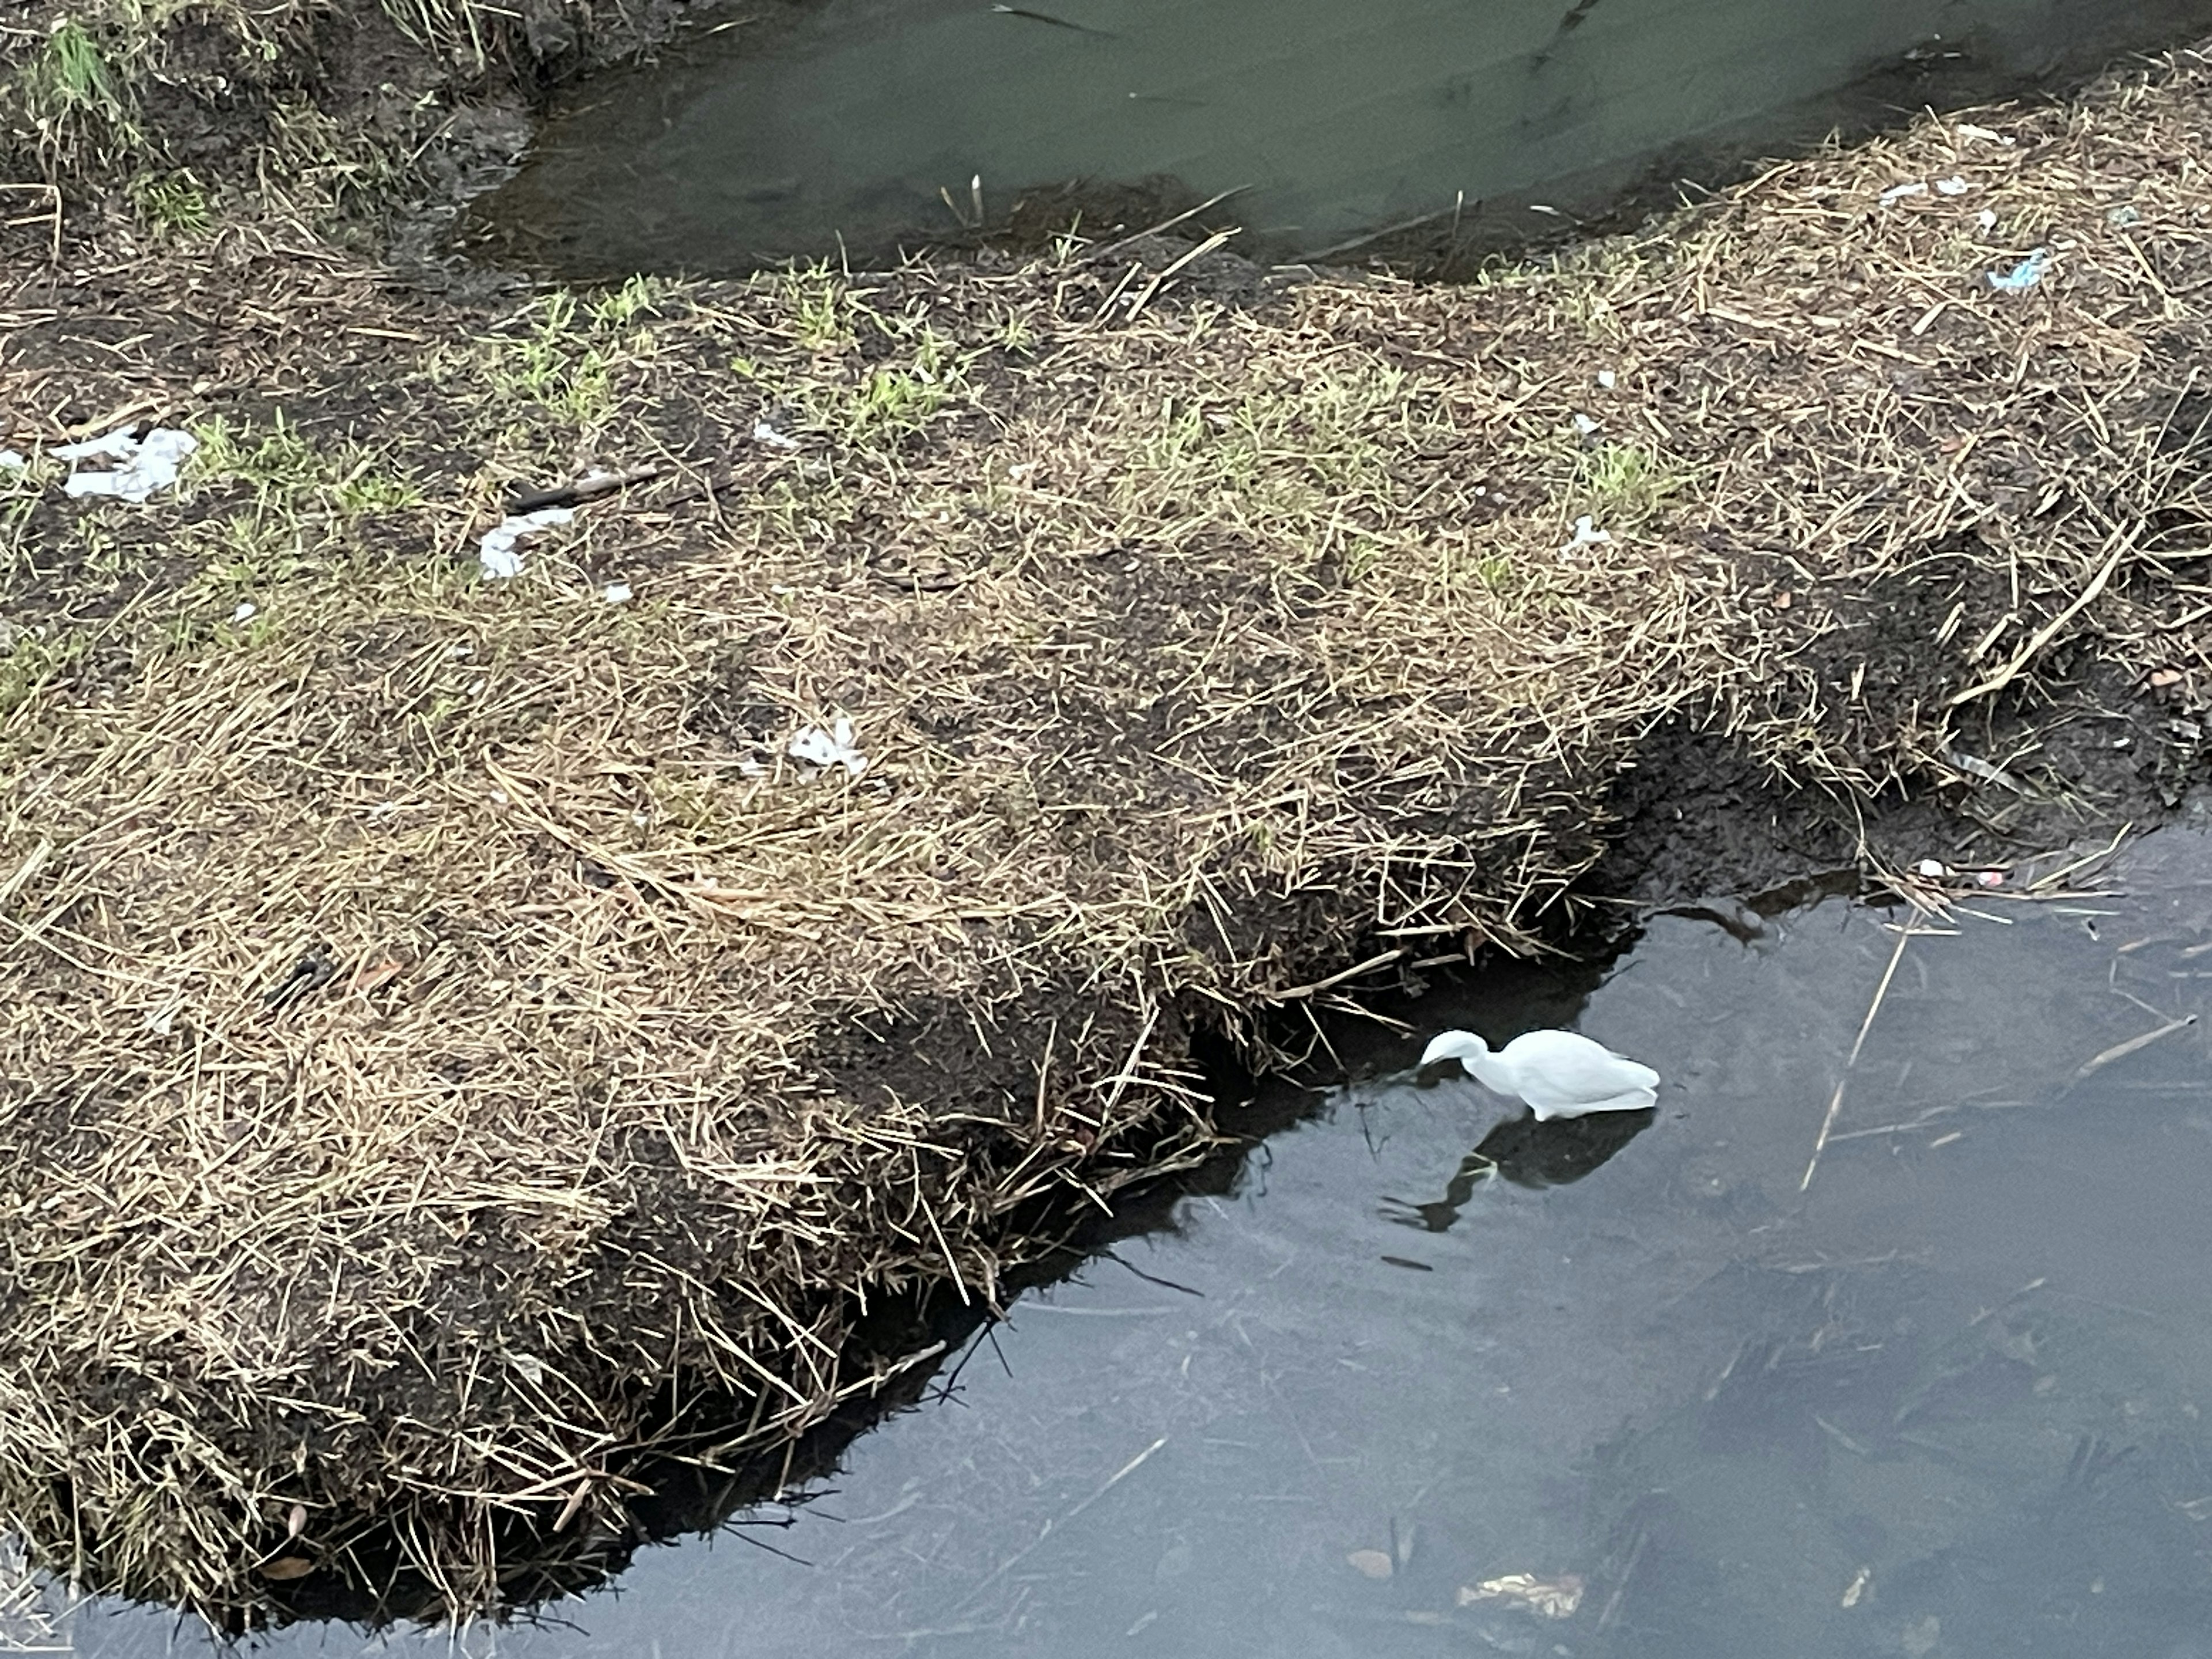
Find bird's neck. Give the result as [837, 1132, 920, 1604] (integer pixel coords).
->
[1463, 1048, 1516, 1093]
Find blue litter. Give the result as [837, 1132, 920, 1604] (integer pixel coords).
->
[1986, 247, 2050, 293]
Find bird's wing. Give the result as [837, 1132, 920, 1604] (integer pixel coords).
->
[1505, 1031, 1660, 1108]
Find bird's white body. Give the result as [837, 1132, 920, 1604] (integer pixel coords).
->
[1419, 1028, 1658, 1120]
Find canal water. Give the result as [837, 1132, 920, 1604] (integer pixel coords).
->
[22, 827, 2212, 1654]
[479, 0, 2212, 275]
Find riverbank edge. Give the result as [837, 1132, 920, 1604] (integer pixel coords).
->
[3, 26, 2210, 1630]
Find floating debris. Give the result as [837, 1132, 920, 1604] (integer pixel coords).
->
[1346, 1548, 1394, 1580]
[1458, 1572, 1585, 1619]
[988, 3, 1116, 35]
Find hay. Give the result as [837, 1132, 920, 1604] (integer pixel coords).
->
[3, 40, 2212, 1627]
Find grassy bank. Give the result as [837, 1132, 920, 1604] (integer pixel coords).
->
[2, 31, 2211, 1627]
[0, 0, 647, 243]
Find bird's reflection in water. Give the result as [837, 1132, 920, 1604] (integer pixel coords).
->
[1387, 1107, 1656, 1232]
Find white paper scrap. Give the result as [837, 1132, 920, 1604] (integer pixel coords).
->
[476, 506, 574, 579]
[59, 426, 198, 502]
[787, 717, 868, 778]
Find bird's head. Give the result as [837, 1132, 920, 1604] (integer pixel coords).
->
[1419, 1029, 1491, 1070]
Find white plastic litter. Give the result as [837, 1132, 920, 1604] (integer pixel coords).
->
[1572, 412, 1601, 437]
[1915, 858, 1949, 880]
[1947, 748, 2026, 791]
[476, 506, 574, 579]
[2107, 204, 2142, 226]
[0, 449, 24, 471]
[1935, 176, 1970, 196]
[1986, 248, 2050, 293]
[602, 581, 633, 604]
[1560, 515, 1612, 555]
[1977, 209, 1999, 232]
[232, 601, 257, 624]
[1596, 369, 1617, 390]
[56, 426, 198, 502]
[752, 419, 801, 451]
[1879, 181, 1929, 206]
[787, 717, 868, 778]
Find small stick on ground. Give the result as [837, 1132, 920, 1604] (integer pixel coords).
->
[1077, 186, 1250, 265]
[506, 465, 661, 514]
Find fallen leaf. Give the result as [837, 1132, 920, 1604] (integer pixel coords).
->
[259, 1555, 316, 1581]
[1347, 1548, 1395, 1580]
[349, 957, 403, 995]
[2149, 668, 2184, 688]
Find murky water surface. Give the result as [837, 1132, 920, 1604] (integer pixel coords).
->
[31, 830, 2212, 1654]
[483, 0, 2212, 274]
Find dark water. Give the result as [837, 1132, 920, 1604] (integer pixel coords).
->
[24, 829, 2212, 1655]
[480, 0, 2212, 275]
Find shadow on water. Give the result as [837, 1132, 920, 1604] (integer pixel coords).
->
[472, 0, 2212, 278]
[1387, 1104, 1657, 1229]
[33, 831, 2212, 1654]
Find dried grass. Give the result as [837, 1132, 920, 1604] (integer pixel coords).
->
[2, 41, 2211, 1627]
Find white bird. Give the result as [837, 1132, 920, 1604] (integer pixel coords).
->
[1419, 1028, 1659, 1120]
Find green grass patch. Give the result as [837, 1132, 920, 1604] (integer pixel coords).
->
[1574, 441, 1689, 531]
[128, 169, 213, 234]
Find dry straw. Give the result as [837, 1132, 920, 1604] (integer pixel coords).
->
[2, 41, 2210, 1625]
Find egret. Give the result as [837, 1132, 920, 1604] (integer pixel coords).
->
[1419, 1028, 1658, 1120]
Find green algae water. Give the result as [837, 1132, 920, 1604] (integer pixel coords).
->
[28, 825, 2212, 1654]
[479, 0, 2212, 275]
